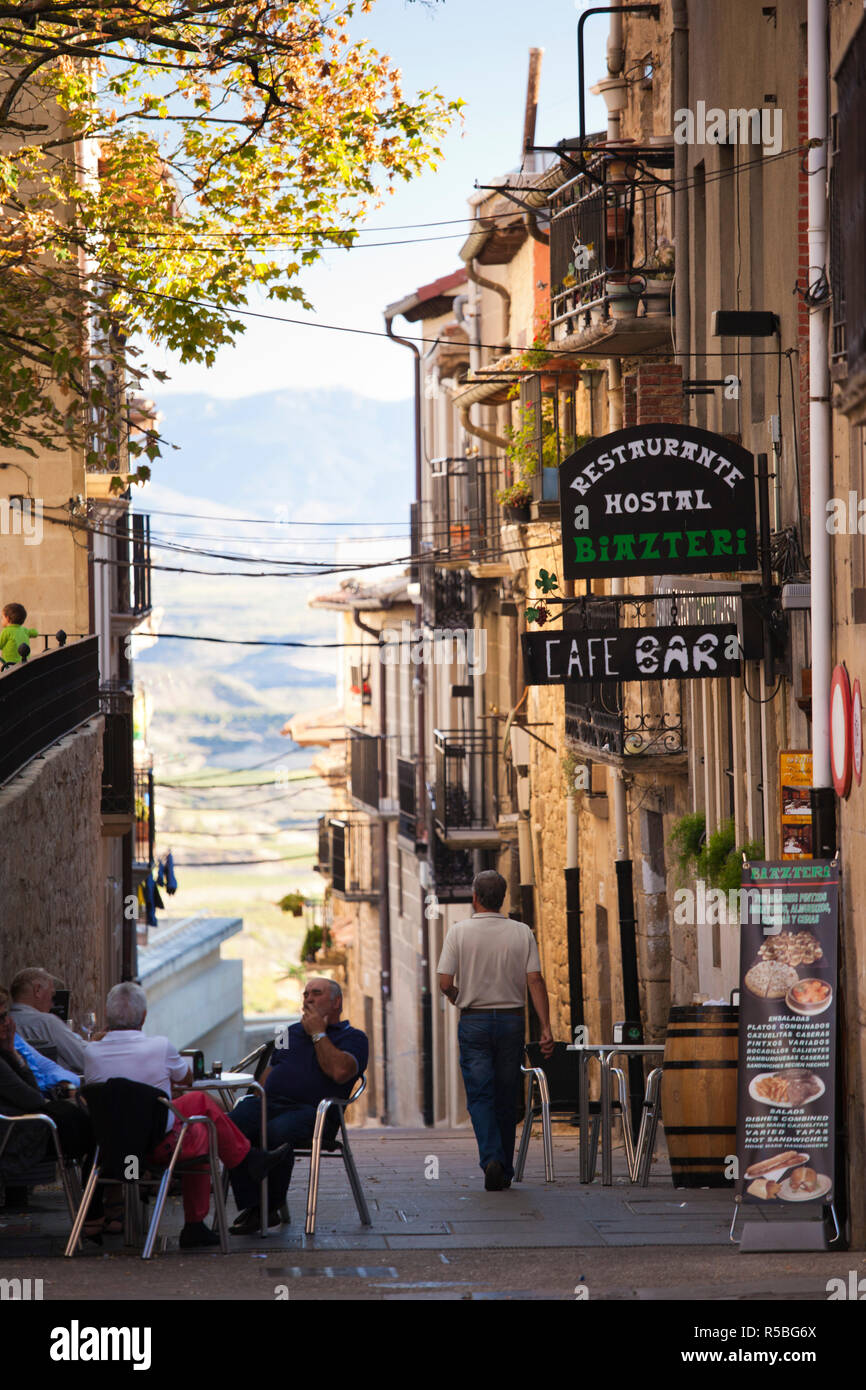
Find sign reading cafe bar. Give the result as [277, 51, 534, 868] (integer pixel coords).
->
[559, 423, 758, 581]
[522, 624, 742, 684]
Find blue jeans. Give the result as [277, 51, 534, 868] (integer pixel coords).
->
[457, 1011, 525, 1179]
[229, 1094, 318, 1211]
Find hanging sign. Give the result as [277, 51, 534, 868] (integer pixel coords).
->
[779, 750, 813, 860]
[521, 623, 741, 684]
[735, 859, 839, 1211]
[559, 423, 758, 580]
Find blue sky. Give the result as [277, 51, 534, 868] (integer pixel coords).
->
[149, 0, 608, 403]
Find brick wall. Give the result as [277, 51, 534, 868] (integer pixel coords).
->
[635, 362, 685, 425]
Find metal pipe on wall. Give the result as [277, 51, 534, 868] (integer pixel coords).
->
[806, 0, 835, 857]
[672, 0, 690, 374]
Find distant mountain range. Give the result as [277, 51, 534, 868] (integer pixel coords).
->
[135, 386, 413, 772]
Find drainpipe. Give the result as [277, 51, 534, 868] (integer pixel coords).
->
[672, 0, 690, 373]
[354, 609, 392, 1123]
[607, 356, 643, 1124]
[458, 404, 509, 453]
[384, 310, 434, 1125]
[807, 0, 834, 858]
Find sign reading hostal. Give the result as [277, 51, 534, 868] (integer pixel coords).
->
[559, 424, 758, 580]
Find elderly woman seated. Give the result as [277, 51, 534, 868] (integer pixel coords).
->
[0, 986, 93, 1211]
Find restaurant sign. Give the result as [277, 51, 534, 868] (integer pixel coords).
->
[559, 424, 758, 581]
[735, 859, 839, 1211]
[521, 623, 742, 685]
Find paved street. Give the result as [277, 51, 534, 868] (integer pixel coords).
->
[3, 1127, 862, 1301]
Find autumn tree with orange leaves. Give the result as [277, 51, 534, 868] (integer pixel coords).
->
[0, 1, 459, 476]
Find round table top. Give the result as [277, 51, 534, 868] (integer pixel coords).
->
[190, 1071, 256, 1087]
[566, 1042, 665, 1054]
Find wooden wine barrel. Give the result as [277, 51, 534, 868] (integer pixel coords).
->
[661, 1005, 738, 1188]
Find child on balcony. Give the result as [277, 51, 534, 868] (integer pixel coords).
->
[0, 603, 38, 666]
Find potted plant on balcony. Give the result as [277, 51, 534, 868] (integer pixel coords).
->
[497, 478, 532, 523]
[278, 891, 306, 917]
[643, 237, 675, 317]
[605, 273, 641, 320]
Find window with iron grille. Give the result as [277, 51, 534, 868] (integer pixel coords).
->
[349, 728, 379, 810]
[397, 757, 417, 840]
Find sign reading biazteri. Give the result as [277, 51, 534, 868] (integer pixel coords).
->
[559, 424, 758, 581]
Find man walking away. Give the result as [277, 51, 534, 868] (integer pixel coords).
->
[437, 871, 554, 1191]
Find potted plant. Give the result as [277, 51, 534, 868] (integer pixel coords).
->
[605, 273, 640, 320]
[497, 478, 533, 522]
[643, 238, 675, 317]
[278, 891, 305, 917]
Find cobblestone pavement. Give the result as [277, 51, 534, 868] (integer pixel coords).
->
[2, 1127, 859, 1301]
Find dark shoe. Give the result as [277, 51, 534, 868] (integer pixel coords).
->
[179, 1221, 221, 1249]
[503, 1178, 512, 1189]
[229, 1206, 284, 1236]
[242, 1143, 291, 1185]
[484, 1160, 506, 1191]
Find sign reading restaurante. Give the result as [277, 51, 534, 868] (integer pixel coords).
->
[559, 424, 758, 581]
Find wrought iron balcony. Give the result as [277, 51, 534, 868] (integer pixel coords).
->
[397, 756, 417, 841]
[348, 727, 380, 812]
[329, 816, 379, 902]
[134, 766, 155, 866]
[420, 567, 473, 629]
[426, 456, 504, 570]
[112, 512, 152, 620]
[548, 144, 673, 343]
[100, 680, 135, 818]
[432, 837, 475, 903]
[433, 728, 499, 847]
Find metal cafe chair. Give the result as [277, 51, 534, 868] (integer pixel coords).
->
[297, 1076, 371, 1237]
[630, 1066, 663, 1186]
[0, 1111, 82, 1234]
[515, 1043, 634, 1183]
[64, 1084, 230, 1259]
[224, 1041, 371, 1236]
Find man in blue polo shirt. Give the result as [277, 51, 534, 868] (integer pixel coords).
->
[228, 977, 367, 1235]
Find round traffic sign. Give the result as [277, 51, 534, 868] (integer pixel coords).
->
[830, 664, 853, 799]
[853, 678, 863, 787]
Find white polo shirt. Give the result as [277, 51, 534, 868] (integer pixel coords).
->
[84, 1030, 190, 1130]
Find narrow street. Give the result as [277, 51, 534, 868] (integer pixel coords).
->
[6, 1130, 863, 1302]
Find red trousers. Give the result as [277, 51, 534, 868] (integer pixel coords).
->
[148, 1091, 250, 1223]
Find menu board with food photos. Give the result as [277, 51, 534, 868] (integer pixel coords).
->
[779, 750, 813, 860]
[735, 859, 839, 1207]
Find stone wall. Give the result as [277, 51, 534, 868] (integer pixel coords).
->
[0, 719, 105, 1012]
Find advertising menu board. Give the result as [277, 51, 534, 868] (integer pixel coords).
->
[735, 860, 838, 1208]
[779, 751, 813, 860]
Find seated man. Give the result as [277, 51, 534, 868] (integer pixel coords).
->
[9, 968, 87, 1074]
[84, 982, 289, 1248]
[229, 977, 368, 1235]
[0, 988, 93, 1211]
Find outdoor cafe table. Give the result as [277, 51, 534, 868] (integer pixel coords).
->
[566, 1043, 666, 1185]
[180, 1072, 269, 1238]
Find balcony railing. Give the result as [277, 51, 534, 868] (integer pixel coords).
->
[397, 756, 417, 841]
[348, 727, 380, 811]
[420, 567, 473, 629]
[100, 681, 134, 817]
[330, 816, 379, 901]
[427, 456, 503, 567]
[113, 513, 152, 618]
[0, 637, 99, 787]
[548, 145, 673, 341]
[134, 766, 155, 865]
[432, 838, 475, 902]
[315, 813, 331, 874]
[433, 728, 499, 843]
